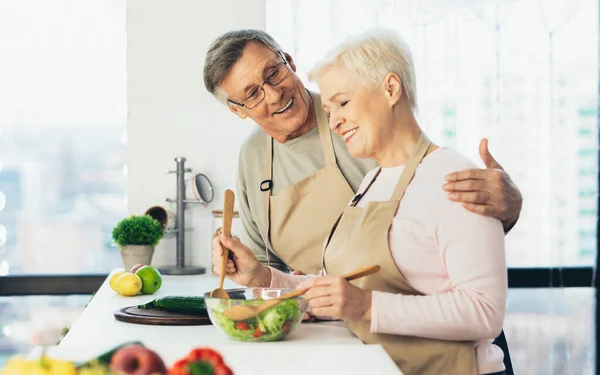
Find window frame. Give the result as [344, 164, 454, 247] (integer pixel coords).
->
[0, 267, 596, 297]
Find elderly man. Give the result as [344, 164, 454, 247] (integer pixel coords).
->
[203, 29, 520, 375]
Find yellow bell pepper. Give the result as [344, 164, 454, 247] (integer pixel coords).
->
[2, 355, 77, 375]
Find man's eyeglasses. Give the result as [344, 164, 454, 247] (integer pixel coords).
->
[228, 52, 290, 109]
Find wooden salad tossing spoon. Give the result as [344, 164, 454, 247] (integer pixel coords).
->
[222, 264, 381, 321]
[209, 189, 235, 299]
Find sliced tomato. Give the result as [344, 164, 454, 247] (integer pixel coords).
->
[234, 322, 250, 330]
[253, 326, 264, 338]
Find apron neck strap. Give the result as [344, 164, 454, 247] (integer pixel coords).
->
[261, 136, 274, 266]
[322, 131, 431, 272]
[349, 132, 432, 206]
[389, 132, 431, 201]
[261, 92, 342, 265]
[265, 134, 273, 187]
[263, 92, 337, 191]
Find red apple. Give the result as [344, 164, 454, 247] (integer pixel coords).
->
[130, 264, 146, 273]
[110, 344, 166, 375]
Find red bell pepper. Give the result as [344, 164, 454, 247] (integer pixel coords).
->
[168, 348, 233, 375]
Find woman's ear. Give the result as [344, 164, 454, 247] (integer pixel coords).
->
[384, 72, 403, 105]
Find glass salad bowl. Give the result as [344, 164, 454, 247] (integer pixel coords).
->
[203, 288, 308, 342]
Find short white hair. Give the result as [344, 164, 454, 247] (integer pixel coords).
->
[308, 28, 417, 111]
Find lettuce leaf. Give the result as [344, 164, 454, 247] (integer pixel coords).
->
[213, 299, 301, 341]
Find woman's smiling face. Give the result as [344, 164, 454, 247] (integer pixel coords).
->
[319, 66, 395, 160]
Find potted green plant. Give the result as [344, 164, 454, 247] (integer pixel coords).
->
[112, 215, 164, 270]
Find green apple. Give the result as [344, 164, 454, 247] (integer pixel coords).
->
[135, 266, 163, 294]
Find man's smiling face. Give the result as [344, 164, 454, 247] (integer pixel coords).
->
[220, 42, 314, 143]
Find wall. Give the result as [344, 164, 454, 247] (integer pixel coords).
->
[127, 0, 265, 271]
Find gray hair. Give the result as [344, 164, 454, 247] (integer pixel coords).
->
[308, 28, 417, 111]
[203, 29, 283, 104]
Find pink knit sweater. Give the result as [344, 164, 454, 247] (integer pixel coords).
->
[269, 148, 507, 374]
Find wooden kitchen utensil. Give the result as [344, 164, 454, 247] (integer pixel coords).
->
[222, 264, 381, 321]
[210, 189, 235, 299]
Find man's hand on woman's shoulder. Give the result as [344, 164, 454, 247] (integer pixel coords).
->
[443, 138, 523, 233]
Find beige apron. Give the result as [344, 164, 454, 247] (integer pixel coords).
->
[323, 133, 478, 375]
[262, 93, 354, 274]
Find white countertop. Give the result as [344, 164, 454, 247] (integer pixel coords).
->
[42, 269, 402, 375]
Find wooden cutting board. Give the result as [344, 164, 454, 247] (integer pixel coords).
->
[114, 306, 213, 326]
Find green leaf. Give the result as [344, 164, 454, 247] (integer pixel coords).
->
[111, 215, 165, 247]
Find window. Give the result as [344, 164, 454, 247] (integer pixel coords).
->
[505, 288, 595, 375]
[267, 0, 599, 267]
[558, 97, 567, 108]
[0, 0, 127, 275]
[0, 0, 126, 365]
[267, 0, 599, 373]
[0, 295, 91, 368]
[580, 190, 597, 197]
[273, 0, 599, 272]
[581, 149, 597, 157]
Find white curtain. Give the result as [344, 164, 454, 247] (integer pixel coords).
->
[267, 1, 598, 374]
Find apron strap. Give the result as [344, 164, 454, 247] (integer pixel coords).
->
[261, 92, 338, 266]
[346, 132, 430, 207]
[348, 167, 382, 207]
[321, 131, 432, 272]
[321, 166, 382, 270]
[389, 132, 431, 201]
[261, 134, 274, 266]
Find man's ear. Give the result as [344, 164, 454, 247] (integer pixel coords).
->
[283, 52, 297, 73]
[228, 103, 248, 120]
[383, 72, 403, 105]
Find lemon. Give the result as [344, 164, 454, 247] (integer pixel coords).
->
[109, 271, 127, 292]
[116, 273, 143, 296]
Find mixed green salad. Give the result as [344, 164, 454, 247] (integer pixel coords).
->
[210, 299, 302, 341]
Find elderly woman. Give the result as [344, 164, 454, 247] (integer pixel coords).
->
[213, 28, 507, 375]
